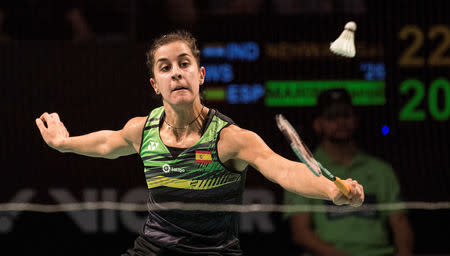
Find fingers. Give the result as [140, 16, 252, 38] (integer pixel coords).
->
[346, 179, 364, 207]
[36, 112, 69, 138]
[50, 113, 68, 136]
[38, 112, 61, 126]
[332, 178, 364, 207]
[50, 112, 60, 122]
[38, 112, 49, 127]
[35, 117, 46, 134]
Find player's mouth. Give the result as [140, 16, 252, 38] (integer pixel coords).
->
[172, 86, 189, 92]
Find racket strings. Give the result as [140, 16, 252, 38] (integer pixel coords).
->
[276, 114, 322, 176]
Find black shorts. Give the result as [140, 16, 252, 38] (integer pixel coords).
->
[122, 235, 242, 256]
[122, 235, 161, 256]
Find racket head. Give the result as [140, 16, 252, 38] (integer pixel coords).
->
[275, 114, 322, 177]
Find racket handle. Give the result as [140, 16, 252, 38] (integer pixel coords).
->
[334, 177, 350, 197]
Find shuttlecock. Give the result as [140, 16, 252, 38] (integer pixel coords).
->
[330, 21, 357, 58]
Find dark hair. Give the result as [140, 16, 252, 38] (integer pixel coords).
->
[315, 88, 353, 118]
[145, 30, 201, 78]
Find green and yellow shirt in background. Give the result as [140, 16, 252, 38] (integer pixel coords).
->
[284, 146, 403, 256]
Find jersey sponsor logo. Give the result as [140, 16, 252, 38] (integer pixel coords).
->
[148, 141, 159, 151]
[162, 164, 185, 173]
[195, 150, 212, 163]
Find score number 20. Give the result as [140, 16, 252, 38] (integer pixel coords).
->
[399, 78, 449, 121]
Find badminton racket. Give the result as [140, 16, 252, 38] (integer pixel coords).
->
[275, 114, 350, 197]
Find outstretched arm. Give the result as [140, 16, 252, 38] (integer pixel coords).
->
[218, 125, 364, 205]
[35, 112, 145, 159]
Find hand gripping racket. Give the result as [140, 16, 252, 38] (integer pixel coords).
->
[275, 114, 350, 197]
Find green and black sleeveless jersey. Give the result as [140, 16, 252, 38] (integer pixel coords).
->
[139, 106, 246, 255]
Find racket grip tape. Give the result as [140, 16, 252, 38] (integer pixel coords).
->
[334, 177, 351, 197]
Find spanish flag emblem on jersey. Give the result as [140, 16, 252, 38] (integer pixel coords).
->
[195, 150, 212, 163]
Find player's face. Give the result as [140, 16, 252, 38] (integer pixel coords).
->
[315, 110, 356, 144]
[150, 41, 205, 105]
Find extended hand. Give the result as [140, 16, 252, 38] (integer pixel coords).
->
[35, 112, 70, 152]
[332, 178, 364, 207]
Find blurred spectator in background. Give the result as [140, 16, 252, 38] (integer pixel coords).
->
[272, 0, 333, 15]
[66, 6, 95, 42]
[334, 0, 366, 14]
[201, 0, 265, 15]
[166, 0, 197, 28]
[272, 0, 366, 15]
[0, 0, 93, 41]
[0, 8, 11, 42]
[136, 0, 198, 41]
[0, 7, 9, 42]
[82, 0, 131, 42]
[284, 89, 413, 256]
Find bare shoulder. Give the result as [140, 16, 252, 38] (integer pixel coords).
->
[218, 125, 250, 171]
[220, 125, 256, 144]
[124, 116, 147, 130]
[218, 125, 263, 159]
[219, 125, 274, 171]
[121, 116, 147, 144]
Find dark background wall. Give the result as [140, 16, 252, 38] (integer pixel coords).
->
[1, 0, 449, 255]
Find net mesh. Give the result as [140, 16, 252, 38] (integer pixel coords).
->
[1, 201, 449, 213]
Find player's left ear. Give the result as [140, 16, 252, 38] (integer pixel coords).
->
[150, 78, 159, 94]
[199, 66, 205, 85]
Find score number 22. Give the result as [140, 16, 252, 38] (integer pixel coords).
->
[398, 25, 450, 67]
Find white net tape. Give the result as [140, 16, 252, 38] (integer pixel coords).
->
[0, 201, 449, 213]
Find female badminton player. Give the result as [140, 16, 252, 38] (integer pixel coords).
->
[35, 30, 364, 256]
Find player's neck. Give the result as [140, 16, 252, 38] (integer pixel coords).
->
[161, 101, 206, 141]
[322, 140, 356, 166]
[163, 102, 204, 129]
